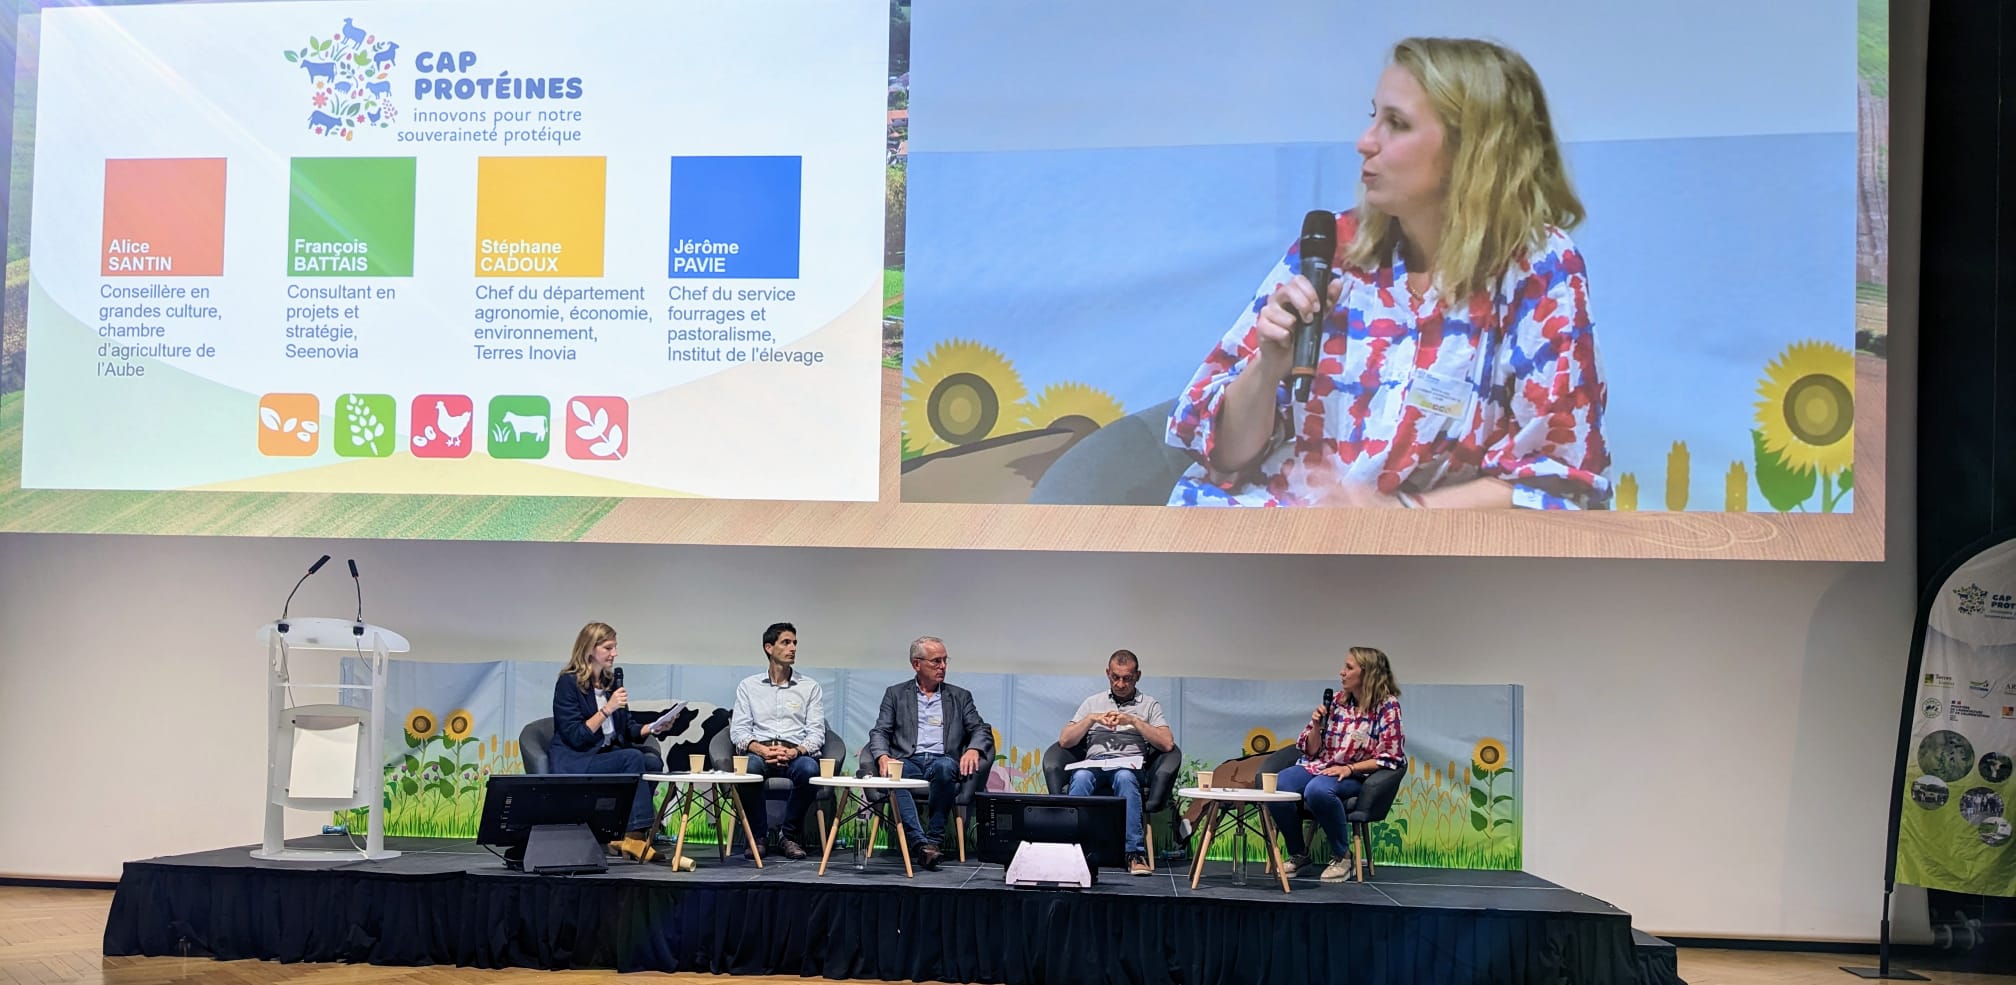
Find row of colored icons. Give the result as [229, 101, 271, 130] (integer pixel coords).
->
[256, 392, 628, 460]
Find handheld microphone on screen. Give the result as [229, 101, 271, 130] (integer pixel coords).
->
[347, 559, 364, 637]
[1290, 210, 1337, 402]
[276, 554, 331, 635]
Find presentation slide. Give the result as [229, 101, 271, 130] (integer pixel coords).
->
[0, 0, 1891, 559]
[14, 0, 887, 501]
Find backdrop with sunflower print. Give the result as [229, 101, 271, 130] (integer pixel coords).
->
[898, 0, 1879, 515]
[343, 658, 1525, 869]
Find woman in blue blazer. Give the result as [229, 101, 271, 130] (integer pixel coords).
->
[550, 621, 672, 861]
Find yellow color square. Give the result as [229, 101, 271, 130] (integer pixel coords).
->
[474, 157, 607, 277]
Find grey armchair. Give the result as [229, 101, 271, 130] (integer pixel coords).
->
[707, 726, 847, 849]
[1040, 741, 1183, 871]
[853, 745, 993, 861]
[516, 716, 667, 776]
[518, 718, 556, 774]
[1259, 746, 1409, 881]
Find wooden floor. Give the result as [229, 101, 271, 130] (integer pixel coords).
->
[3, 886, 2006, 985]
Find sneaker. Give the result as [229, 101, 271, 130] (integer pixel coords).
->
[1176, 817, 1196, 845]
[1128, 853, 1151, 876]
[1280, 853, 1312, 877]
[777, 837, 808, 861]
[1320, 858, 1355, 882]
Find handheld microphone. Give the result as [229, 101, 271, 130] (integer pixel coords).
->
[611, 665, 624, 694]
[1322, 687, 1336, 714]
[1290, 210, 1337, 401]
[276, 554, 331, 634]
[347, 559, 364, 636]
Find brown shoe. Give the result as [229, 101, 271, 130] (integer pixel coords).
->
[917, 844, 943, 871]
[618, 832, 659, 863]
[778, 838, 808, 860]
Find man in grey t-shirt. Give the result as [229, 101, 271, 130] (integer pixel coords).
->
[1059, 649, 1173, 875]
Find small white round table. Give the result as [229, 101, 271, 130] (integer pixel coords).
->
[643, 771, 767, 868]
[809, 776, 931, 877]
[1177, 786, 1303, 893]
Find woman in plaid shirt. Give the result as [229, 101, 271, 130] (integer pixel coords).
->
[1270, 646, 1406, 881]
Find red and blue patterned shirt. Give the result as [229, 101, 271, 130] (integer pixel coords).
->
[1166, 210, 1609, 509]
[1297, 693, 1406, 773]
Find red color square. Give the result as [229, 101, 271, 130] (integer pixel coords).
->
[101, 158, 228, 277]
[410, 394, 475, 458]
[565, 396, 628, 460]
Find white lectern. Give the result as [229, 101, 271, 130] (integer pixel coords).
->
[252, 618, 408, 861]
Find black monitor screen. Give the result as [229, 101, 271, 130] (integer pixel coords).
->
[974, 792, 1128, 869]
[476, 774, 639, 847]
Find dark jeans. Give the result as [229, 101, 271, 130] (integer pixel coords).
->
[891, 752, 958, 848]
[560, 745, 663, 833]
[1267, 764, 1362, 858]
[740, 753, 820, 845]
[1067, 766, 1145, 854]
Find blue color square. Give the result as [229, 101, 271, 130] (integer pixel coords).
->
[667, 156, 802, 279]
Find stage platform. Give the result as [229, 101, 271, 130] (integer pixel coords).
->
[104, 836, 1682, 985]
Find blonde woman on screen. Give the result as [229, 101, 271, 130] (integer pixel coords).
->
[1167, 38, 1610, 510]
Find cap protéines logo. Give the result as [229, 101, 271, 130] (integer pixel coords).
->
[284, 17, 400, 139]
[1953, 583, 1990, 616]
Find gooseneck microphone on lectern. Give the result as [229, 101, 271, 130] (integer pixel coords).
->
[347, 559, 364, 636]
[276, 554, 331, 634]
[1290, 210, 1337, 402]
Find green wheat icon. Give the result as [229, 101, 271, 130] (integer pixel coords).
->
[337, 393, 394, 458]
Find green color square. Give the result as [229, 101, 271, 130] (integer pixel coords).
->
[487, 395, 551, 460]
[287, 157, 416, 277]
[333, 393, 396, 458]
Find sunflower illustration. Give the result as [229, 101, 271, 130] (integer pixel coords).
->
[444, 709, 476, 742]
[1472, 737, 1508, 773]
[1027, 382, 1125, 432]
[903, 340, 1031, 454]
[404, 708, 438, 741]
[1755, 340, 1854, 475]
[1245, 727, 1279, 756]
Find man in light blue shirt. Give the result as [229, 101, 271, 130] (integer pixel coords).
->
[729, 622, 825, 860]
